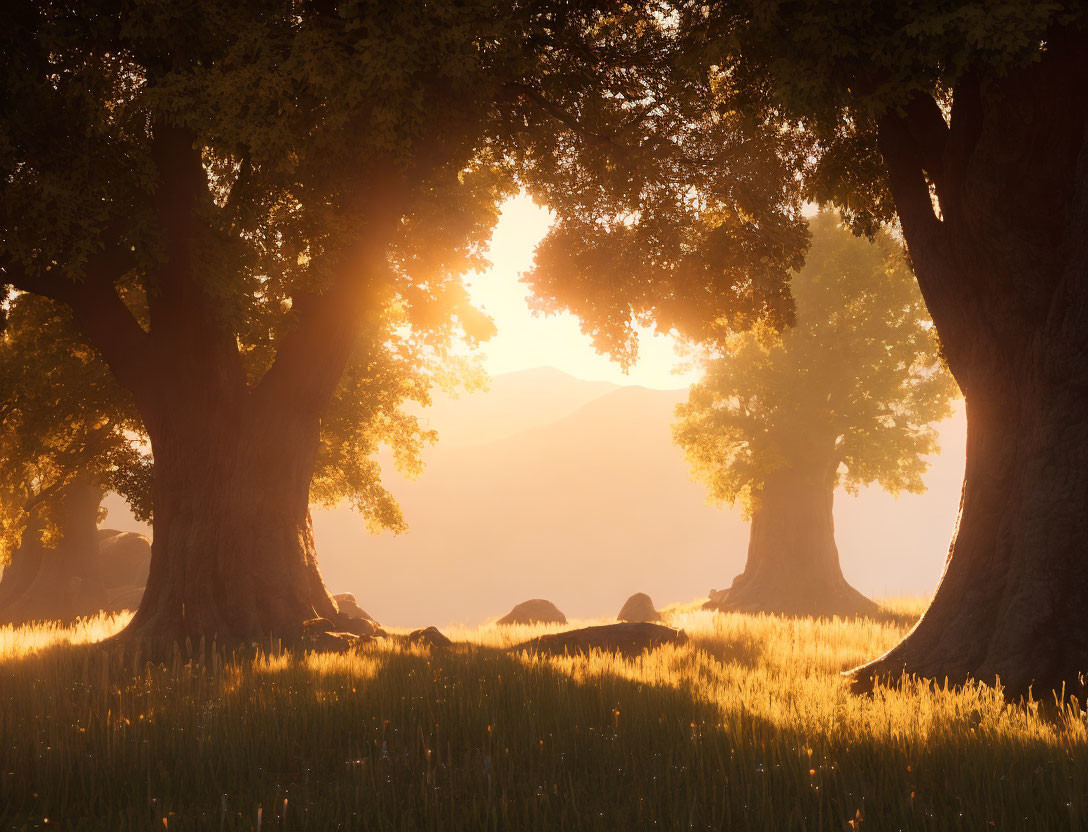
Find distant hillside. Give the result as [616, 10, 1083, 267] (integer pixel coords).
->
[99, 367, 615, 530]
[413, 367, 617, 447]
[315, 380, 751, 626]
[315, 370, 966, 627]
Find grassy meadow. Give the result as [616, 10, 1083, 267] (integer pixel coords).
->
[2, 601, 1087, 831]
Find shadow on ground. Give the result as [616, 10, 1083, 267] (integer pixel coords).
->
[0, 630, 1081, 831]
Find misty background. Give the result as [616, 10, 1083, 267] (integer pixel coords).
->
[105, 366, 966, 627]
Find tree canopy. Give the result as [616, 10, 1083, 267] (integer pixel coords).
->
[521, 5, 808, 362]
[523, 2, 1083, 363]
[675, 212, 957, 516]
[0, 0, 688, 515]
[0, 0, 511, 400]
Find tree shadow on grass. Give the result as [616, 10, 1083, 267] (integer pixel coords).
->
[1, 637, 1083, 831]
[688, 630, 766, 668]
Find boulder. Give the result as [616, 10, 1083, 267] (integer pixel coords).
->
[336, 615, 386, 638]
[333, 592, 377, 623]
[513, 622, 687, 657]
[302, 630, 367, 654]
[497, 599, 567, 626]
[617, 592, 661, 623]
[94, 529, 152, 589]
[303, 617, 337, 633]
[406, 626, 453, 648]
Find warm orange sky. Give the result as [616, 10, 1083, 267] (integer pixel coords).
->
[458, 194, 699, 390]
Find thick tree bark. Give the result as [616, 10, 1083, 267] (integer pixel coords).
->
[2, 92, 410, 643]
[855, 374, 1088, 698]
[851, 29, 1088, 699]
[706, 461, 877, 618]
[118, 395, 339, 645]
[100, 130, 402, 646]
[0, 479, 108, 624]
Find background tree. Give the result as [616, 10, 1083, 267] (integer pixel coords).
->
[675, 212, 956, 617]
[0, 293, 148, 623]
[520, 2, 1088, 697]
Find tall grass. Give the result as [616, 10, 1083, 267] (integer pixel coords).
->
[1, 601, 1085, 830]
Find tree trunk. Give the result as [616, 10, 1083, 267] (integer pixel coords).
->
[851, 30, 1088, 699]
[706, 462, 877, 618]
[117, 399, 339, 645]
[6, 126, 403, 647]
[0, 478, 109, 624]
[855, 370, 1088, 698]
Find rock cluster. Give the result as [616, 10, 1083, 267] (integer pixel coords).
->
[702, 588, 730, 610]
[300, 617, 371, 653]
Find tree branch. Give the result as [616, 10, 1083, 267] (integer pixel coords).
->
[22, 423, 116, 516]
[254, 196, 403, 420]
[68, 277, 154, 395]
[877, 115, 979, 382]
[1, 258, 74, 305]
[221, 155, 252, 222]
[1, 244, 153, 397]
[502, 81, 738, 172]
[944, 72, 983, 203]
[877, 115, 945, 246]
[902, 94, 949, 184]
[501, 82, 624, 151]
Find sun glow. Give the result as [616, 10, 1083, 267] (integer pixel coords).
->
[460, 194, 698, 391]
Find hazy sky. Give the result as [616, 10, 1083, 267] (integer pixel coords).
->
[459, 194, 698, 390]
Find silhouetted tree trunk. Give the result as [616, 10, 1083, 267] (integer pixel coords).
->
[0, 478, 108, 624]
[852, 30, 1088, 698]
[125, 395, 339, 643]
[706, 460, 877, 617]
[37, 128, 404, 646]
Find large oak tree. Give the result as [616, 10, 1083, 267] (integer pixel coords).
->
[0, 286, 451, 626]
[524, 2, 1088, 697]
[0, 0, 681, 644]
[675, 212, 956, 617]
[683, 2, 1088, 699]
[0, 0, 497, 644]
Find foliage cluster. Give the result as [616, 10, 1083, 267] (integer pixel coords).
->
[0, 295, 146, 562]
[674, 212, 957, 515]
